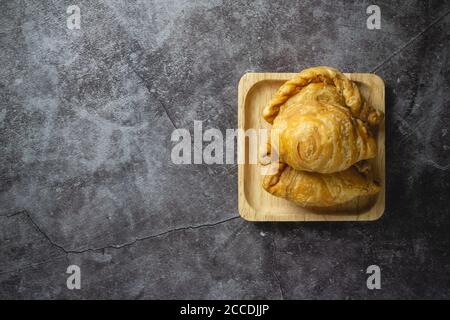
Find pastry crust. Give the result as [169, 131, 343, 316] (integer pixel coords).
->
[260, 66, 383, 208]
[270, 92, 377, 173]
[262, 162, 380, 207]
[262, 66, 383, 126]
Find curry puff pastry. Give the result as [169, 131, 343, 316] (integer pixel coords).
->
[261, 66, 383, 207]
[263, 163, 380, 207]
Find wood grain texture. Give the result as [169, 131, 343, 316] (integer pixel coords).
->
[238, 73, 385, 222]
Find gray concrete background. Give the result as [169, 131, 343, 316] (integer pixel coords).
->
[0, 0, 449, 299]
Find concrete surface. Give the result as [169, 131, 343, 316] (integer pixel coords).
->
[0, 0, 449, 299]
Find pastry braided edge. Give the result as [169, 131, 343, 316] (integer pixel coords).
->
[262, 66, 383, 126]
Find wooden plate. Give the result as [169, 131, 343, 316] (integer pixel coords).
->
[237, 72, 385, 222]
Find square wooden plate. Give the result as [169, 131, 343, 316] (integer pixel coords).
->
[238, 72, 385, 221]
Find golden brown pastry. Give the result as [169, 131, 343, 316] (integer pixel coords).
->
[262, 66, 383, 126]
[260, 66, 383, 208]
[269, 93, 377, 173]
[263, 162, 380, 207]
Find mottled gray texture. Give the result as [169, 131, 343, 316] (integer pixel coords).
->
[0, 0, 449, 299]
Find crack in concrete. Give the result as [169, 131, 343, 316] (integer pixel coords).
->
[270, 233, 285, 300]
[100, 3, 179, 130]
[11, 210, 71, 254]
[0, 254, 68, 276]
[7, 210, 240, 255]
[370, 10, 450, 73]
[70, 215, 241, 254]
[131, 69, 178, 129]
